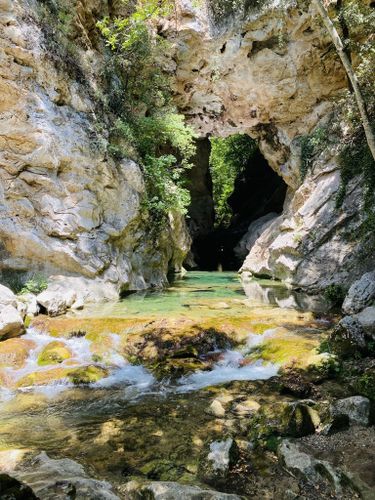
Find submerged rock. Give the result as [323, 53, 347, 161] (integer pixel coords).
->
[232, 399, 260, 417]
[208, 399, 226, 418]
[16, 364, 108, 388]
[67, 365, 108, 385]
[122, 480, 242, 499]
[0, 338, 35, 369]
[14, 452, 119, 499]
[342, 271, 375, 315]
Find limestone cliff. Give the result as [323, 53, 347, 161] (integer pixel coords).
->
[0, 0, 190, 299]
[0, 0, 373, 301]
[169, 0, 374, 290]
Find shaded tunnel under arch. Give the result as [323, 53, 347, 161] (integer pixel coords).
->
[185, 137, 287, 271]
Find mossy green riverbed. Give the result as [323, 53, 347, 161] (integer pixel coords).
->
[0, 272, 333, 495]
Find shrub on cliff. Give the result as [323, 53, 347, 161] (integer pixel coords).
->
[97, 0, 196, 227]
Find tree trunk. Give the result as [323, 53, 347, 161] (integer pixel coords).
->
[312, 0, 375, 161]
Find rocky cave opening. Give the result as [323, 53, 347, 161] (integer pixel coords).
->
[185, 136, 288, 271]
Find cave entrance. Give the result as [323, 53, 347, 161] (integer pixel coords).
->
[185, 134, 287, 271]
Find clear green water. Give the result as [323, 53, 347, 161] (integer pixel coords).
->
[78, 271, 324, 320]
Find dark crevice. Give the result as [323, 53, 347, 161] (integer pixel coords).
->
[185, 141, 287, 271]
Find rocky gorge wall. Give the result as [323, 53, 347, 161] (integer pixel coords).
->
[0, 0, 373, 310]
[0, 0, 190, 305]
[168, 0, 374, 291]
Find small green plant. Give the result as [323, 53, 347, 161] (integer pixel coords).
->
[299, 126, 327, 181]
[355, 369, 375, 400]
[19, 275, 48, 295]
[323, 284, 347, 308]
[317, 338, 332, 354]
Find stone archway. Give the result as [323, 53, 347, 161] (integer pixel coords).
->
[166, 0, 374, 290]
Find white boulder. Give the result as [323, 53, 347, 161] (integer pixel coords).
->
[0, 305, 25, 340]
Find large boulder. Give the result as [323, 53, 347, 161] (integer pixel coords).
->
[36, 276, 119, 316]
[331, 396, 371, 427]
[12, 452, 119, 499]
[342, 271, 375, 314]
[235, 213, 278, 261]
[122, 480, 241, 499]
[277, 440, 353, 495]
[36, 287, 77, 317]
[329, 316, 366, 357]
[0, 305, 25, 340]
[0, 284, 18, 308]
[354, 306, 375, 336]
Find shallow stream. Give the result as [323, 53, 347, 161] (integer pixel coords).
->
[0, 272, 333, 496]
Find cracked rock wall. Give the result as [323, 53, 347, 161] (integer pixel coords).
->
[0, 0, 190, 295]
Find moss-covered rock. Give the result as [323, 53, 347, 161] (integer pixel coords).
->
[37, 341, 72, 366]
[246, 331, 320, 368]
[354, 367, 375, 401]
[0, 338, 35, 369]
[16, 364, 108, 387]
[16, 367, 73, 387]
[67, 365, 108, 385]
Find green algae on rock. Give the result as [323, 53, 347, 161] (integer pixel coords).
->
[0, 338, 36, 369]
[37, 341, 72, 366]
[16, 365, 108, 388]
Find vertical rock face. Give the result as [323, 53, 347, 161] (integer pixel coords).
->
[186, 138, 215, 241]
[0, 0, 190, 294]
[168, 0, 374, 290]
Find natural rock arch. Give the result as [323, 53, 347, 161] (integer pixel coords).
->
[167, 0, 374, 290]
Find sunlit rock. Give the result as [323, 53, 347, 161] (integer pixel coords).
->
[0, 305, 25, 340]
[343, 271, 375, 315]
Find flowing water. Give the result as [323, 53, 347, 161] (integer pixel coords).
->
[0, 272, 332, 496]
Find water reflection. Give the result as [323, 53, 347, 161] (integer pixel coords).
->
[241, 276, 328, 313]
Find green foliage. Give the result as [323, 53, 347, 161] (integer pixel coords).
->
[108, 113, 196, 225]
[299, 126, 327, 181]
[142, 154, 191, 224]
[207, 0, 267, 26]
[354, 369, 375, 400]
[335, 133, 375, 242]
[97, 0, 196, 227]
[337, 1, 375, 99]
[97, 0, 173, 115]
[336, 137, 375, 208]
[19, 275, 48, 295]
[323, 284, 347, 308]
[317, 338, 333, 355]
[209, 134, 258, 227]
